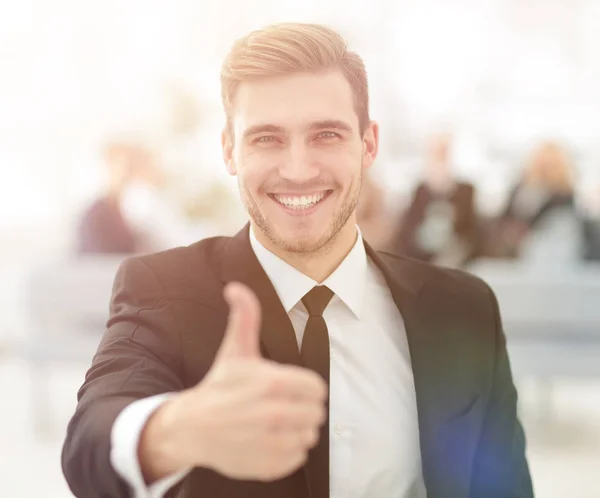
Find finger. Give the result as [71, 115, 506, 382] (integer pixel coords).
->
[266, 426, 320, 453]
[263, 365, 328, 402]
[216, 282, 262, 361]
[258, 400, 327, 432]
[255, 446, 309, 482]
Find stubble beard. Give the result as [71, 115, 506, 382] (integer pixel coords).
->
[240, 174, 362, 257]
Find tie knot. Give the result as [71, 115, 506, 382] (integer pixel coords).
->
[302, 286, 334, 317]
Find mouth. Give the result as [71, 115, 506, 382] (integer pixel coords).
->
[268, 190, 332, 214]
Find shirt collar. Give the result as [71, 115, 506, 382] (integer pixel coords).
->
[249, 226, 368, 319]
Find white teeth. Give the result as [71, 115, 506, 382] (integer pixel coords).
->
[274, 192, 326, 210]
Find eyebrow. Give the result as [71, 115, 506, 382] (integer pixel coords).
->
[243, 124, 286, 139]
[242, 119, 354, 140]
[306, 120, 353, 133]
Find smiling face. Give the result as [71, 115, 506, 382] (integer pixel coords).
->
[223, 69, 378, 255]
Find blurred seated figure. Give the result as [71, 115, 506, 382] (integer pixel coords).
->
[487, 141, 575, 259]
[356, 171, 394, 249]
[579, 183, 600, 261]
[582, 219, 600, 261]
[393, 132, 478, 267]
[77, 141, 162, 255]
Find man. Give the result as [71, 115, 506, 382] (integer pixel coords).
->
[62, 23, 533, 498]
[77, 140, 169, 255]
[77, 141, 146, 255]
[394, 132, 479, 267]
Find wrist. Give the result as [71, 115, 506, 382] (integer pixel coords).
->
[138, 395, 190, 483]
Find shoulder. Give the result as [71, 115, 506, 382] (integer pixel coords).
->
[116, 235, 232, 304]
[137, 236, 230, 274]
[455, 182, 475, 199]
[374, 252, 501, 364]
[80, 198, 115, 222]
[375, 250, 495, 309]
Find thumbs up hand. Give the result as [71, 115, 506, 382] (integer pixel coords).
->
[212, 282, 263, 362]
[139, 282, 328, 483]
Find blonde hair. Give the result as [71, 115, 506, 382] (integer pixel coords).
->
[525, 141, 575, 194]
[220, 23, 370, 135]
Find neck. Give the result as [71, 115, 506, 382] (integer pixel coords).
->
[106, 178, 127, 202]
[253, 220, 358, 283]
[426, 169, 455, 194]
[106, 188, 122, 204]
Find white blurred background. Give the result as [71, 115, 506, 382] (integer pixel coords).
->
[1, 0, 600, 496]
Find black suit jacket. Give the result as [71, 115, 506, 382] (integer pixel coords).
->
[62, 225, 533, 498]
[77, 197, 139, 255]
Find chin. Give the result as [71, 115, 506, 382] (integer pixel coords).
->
[284, 237, 328, 254]
[245, 187, 357, 254]
[274, 223, 343, 254]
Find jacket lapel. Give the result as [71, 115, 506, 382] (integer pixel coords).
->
[364, 246, 439, 491]
[221, 224, 303, 367]
[366, 245, 474, 498]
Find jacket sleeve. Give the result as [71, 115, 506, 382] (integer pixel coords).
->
[470, 286, 534, 497]
[62, 257, 185, 498]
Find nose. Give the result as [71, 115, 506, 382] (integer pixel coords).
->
[278, 140, 319, 184]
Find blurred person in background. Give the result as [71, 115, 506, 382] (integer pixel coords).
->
[392, 132, 479, 267]
[356, 170, 393, 249]
[579, 181, 600, 261]
[77, 141, 164, 255]
[62, 23, 532, 498]
[485, 141, 575, 259]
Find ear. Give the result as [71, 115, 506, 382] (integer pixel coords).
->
[222, 127, 237, 176]
[362, 121, 379, 170]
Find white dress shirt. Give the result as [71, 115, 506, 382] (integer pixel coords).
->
[110, 227, 426, 498]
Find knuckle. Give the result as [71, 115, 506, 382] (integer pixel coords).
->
[266, 431, 300, 455]
[306, 404, 326, 426]
[307, 428, 319, 446]
[318, 405, 327, 424]
[316, 380, 328, 399]
[264, 374, 285, 396]
[257, 457, 282, 481]
[265, 432, 286, 451]
[275, 436, 294, 454]
[266, 407, 287, 427]
[304, 374, 325, 398]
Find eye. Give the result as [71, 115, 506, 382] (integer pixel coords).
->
[316, 131, 340, 140]
[255, 135, 277, 144]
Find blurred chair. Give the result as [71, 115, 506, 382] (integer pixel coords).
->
[581, 217, 600, 261]
[579, 183, 600, 261]
[21, 256, 125, 437]
[467, 259, 600, 419]
[519, 206, 580, 266]
[469, 260, 600, 375]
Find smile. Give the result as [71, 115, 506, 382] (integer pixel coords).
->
[270, 191, 331, 210]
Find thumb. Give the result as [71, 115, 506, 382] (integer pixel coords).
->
[216, 282, 262, 362]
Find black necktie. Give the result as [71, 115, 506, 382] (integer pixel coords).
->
[301, 286, 334, 498]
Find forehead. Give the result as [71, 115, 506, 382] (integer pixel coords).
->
[232, 70, 358, 135]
